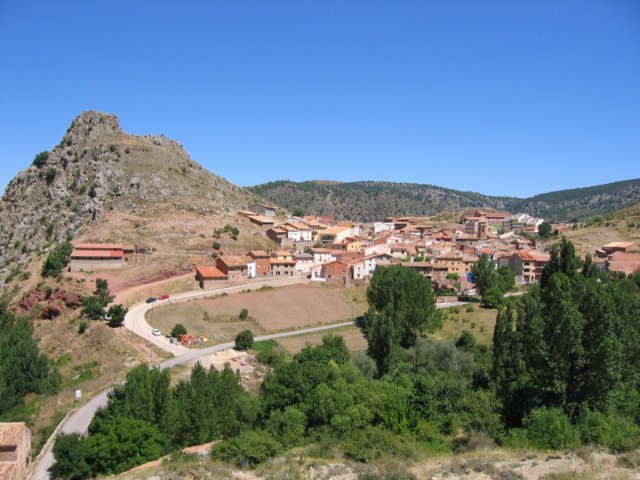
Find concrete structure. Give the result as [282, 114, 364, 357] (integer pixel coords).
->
[195, 265, 228, 289]
[606, 252, 640, 275]
[248, 203, 276, 220]
[503, 213, 544, 234]
[602, 242, 637, 255]
[309, 247, 338, 265]
[294, 252, 314, 275]
[270, 251, 296, 277]
[0, 422, 31, 480]
[70, 243, 130, 272]
[318, 227, 352, 246]
[497, 250, 550, 284]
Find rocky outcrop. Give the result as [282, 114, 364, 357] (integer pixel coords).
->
[0, 111, 263, 270]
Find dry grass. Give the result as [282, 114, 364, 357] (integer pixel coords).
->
[146, 283, 366, 341]
[277, 325, 368, 354]
[556, 203, 640, 256]
[431, 305, 498, 345]
[27, 310, 170, 456]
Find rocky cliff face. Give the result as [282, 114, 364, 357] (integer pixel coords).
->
[0, 111, 261, 270]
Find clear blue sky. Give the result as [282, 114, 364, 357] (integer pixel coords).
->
[1, 1, 639, 197]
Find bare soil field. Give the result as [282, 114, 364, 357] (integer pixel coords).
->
[146, 283, 367, 341]
[277, 325, 367, 354]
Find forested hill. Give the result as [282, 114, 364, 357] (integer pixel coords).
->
[249, 180, 515, 222]
[249, 178, 640, 222]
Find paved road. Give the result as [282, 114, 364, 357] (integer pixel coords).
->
[32, 277, 469, 479]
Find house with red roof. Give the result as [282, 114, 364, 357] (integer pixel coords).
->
[195, 265, 228, 289]
[70, 243, 134, 272]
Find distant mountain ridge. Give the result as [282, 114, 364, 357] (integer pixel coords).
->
[249, 178, 640, 222]
[0, 111, 261, 269]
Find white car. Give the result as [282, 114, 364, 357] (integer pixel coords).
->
[151, 328, 162, 336]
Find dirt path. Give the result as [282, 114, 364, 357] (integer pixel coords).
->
[113, 272, 195, 305]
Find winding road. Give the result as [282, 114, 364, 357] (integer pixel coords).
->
[31, 275, 470, 479]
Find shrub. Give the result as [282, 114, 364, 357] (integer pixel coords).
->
[455, 331, 476, 351]
[42, 241, 73, 277]
[212, 430, 282, 467]
[33, 151, 49, 168]
[45, 168, 57, 185]
[256, 348, 287, 367]
[522, 407, 579, 450]
[239, 308, 249, 320]
[171, 323, 187, 338]
[342, 426, 411, 462]
[235, 330, 254, 351]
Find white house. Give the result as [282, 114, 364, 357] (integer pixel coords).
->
[246, 261, 256, 279]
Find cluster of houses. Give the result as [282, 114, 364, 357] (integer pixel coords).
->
[195, 207, 558, 292]
[591, 241, 640, 275]
[68, 203, 639, 294]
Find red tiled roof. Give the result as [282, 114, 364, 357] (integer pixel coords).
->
[71, 249, 123, 258]
[0, 422, 29, 447]
[195, 265, 227, 279]
[219, 256, 251, 268]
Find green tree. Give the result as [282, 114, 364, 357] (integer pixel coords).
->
[94, 278, 114, 306]
[42, 241, 73, 277]
[538, 221, 553, 239]
[366, 264, 439, 347]
[82, 296, 105, 320]
[496, 266, 516, 293]
[87, 416, 168, 474]
[471, 253, 497, 298]
[540, 236, 580, 289]
[171, 323, 187, 338]
[52, 433, 92, 480]
[482, 285, 504, 308]
[359, 308, 400, 377]
[106, 304, 127, 327]
[235, 330, 254, 351]
[0, 310, 60, 415]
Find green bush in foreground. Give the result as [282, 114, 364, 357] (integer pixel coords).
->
[212, 430, 282, 467]
[235, 330, 254, 351]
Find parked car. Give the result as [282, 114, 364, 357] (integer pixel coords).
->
[152, 328, 162, 336]
[158, 294, 170, 300]
[146, 297, 157, 303]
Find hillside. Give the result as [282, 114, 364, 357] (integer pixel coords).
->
[249, 178, 640, 222]
[559, 201, 640, 255]
[249, 180, 515, 222]
[0, 111, 262, 272]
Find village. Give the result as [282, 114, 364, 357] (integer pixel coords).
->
[69, 202, 640, 295]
